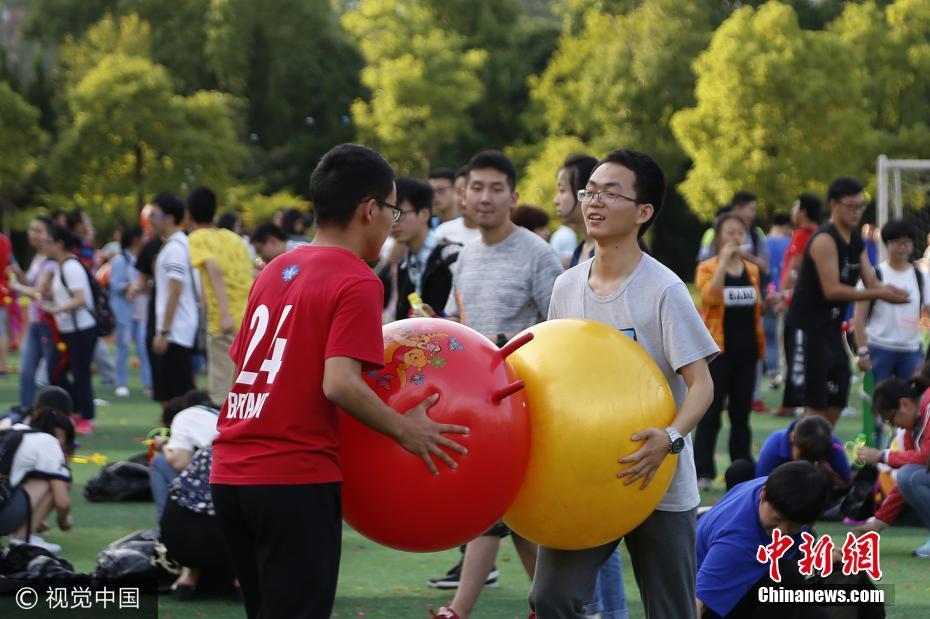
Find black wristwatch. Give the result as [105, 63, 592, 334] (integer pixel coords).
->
[496, 333, 507, 347]
[665, 427, 685, 454]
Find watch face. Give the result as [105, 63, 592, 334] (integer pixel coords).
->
[671, 437, 685, 454]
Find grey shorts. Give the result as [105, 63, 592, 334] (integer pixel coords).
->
[0, 487, 29, 536]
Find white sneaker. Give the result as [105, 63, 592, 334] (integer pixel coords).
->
[115, 386, 130, 397]
[10, 534, 62, 553]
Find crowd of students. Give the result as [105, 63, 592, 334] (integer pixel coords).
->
[0, 138, 927, 619]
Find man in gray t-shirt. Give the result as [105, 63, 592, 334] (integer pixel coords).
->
[431, 151, 562, 619]
[530, 150, 716, 619]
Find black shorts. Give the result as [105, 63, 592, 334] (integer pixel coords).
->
[484, 521, 511, 538]
[783, 324, 851, 410]
[151, 343, 195, 403]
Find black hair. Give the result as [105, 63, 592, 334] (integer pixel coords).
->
[252, 222, 288, 244]
[764, 461, 831, 525]
[120, 224, 144, 250]
[65, 210, 85, 231]
[880, 218, 915, 245]
[309, 143, 394, 229]
[714, 212, 746, 242]
[562, 154, 598, 196]
[152, 192, 186, 226]
[31, 409, 76, 455]
[161, 389, 215, 426]
[596, 149, 667, 239]
[872, 374, 930, 421]
[730, 191, 757, 209]
[33, 386, 73, 415]
[454, 165, 469, 182]
[49, 223, 80, 250]
[428, 168, 456, 183]
[467, 150, 517, 191]
[187, 186, 217, 224]
[797, 193, 822, 224]
[217, 212, 240, 232]
[772, 212, 791, 227]
[792, 416, 834, 462]
[714, 205, 732, 218]
[281, 208, 308, 235]
[827, 176, 864, 204]
[512, 205, 550, 231]
[396, 177, 434, 215]
[33, 214, 54, 233]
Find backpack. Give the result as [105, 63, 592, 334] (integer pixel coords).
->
[94, 528, 179, 591]
[0, 429, 27, 510]
[865, 263, 925, 323]
[83, 456, 152, 502]
[60, 257, 116, 337]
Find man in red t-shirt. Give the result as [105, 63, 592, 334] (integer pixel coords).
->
[211, 144, 469, 618]
[779, 193, 822, 300]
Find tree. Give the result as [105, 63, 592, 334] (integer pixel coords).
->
[48, 54, 245, 228]
[57, 13, 152, 91]
[206, 0, 363, 192]
[342, 0, 487, 175]
[830, 0, 930, 159]
[0, 82, 46, 205]
[670, 1, 875, 220]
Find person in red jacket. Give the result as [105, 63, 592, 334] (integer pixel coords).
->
[856, 370, 930, 558]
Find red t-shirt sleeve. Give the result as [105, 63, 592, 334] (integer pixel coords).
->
[325, 276, 385, 371]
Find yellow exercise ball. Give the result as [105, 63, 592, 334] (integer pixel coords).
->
[503, 318, 677, 550]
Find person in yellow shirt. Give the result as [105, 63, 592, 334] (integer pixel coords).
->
[186, 187, 255, 405]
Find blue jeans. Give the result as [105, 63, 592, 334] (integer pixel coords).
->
[115, 318, 152, 388]
[762, 306, 780, 376]
[896, 465, 930, 533]
[870, 345, 923, 444]
[150, 453, 180, 522]
[584, 549, 629, 618]
[19, 322, 58, 408]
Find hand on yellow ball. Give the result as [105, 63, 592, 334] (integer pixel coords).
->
[618, 427, 670, 489]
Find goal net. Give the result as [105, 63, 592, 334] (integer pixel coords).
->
[876, 155, 930, 263]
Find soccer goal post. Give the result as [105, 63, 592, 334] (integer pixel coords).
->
[876, 155, 930, 261]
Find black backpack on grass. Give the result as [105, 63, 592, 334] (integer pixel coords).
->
[83, 454, 152, 502]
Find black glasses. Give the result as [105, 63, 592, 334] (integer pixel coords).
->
[577, 189, 638, 206]
[375, 198, 403, 222]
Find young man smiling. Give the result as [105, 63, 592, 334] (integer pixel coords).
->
[530, 149, 717, 619]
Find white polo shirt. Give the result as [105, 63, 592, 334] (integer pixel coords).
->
[155, 232, 199, 348]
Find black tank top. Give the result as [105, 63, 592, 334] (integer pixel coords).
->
[787, 223, 864, 330]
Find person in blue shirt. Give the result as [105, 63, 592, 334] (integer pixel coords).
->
[696, 461, 830, 618]
[724, 416, 852, 492]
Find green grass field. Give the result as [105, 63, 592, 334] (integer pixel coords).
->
[4, 354, 930, 618]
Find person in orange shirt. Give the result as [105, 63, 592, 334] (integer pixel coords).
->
[694, 213, 766, 491]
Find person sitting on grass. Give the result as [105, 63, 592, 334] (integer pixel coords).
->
[723, 415, 852, 492]
[148, 390, 219, 522]
[855, 371, 930, 559]
[0, 392, 75, 554]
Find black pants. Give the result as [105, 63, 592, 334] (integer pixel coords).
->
[212, 483, 342, 619]
[151, 343, 194, 403]
[59, 327, 98, 420]
[160, 500, 234, 581]
[695, 352, 756, 480]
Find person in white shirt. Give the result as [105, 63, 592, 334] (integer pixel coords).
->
[552, 154, 598, 268]
[434, 167, 481, 246]
[854, 218, 930, 443]
[150, 192, 199, 405]
[0, 404, 75, 554]
[149, 389, 220, 521]
[42, 225, 98, 435]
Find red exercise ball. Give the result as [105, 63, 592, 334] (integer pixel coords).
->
[341, 318, 531, 552]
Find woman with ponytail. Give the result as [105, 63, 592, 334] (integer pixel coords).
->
[856, 369, 930, 558]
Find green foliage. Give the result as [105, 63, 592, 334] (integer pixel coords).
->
[513, 135, 590, 212]
[671, 1, 875, 219]
[342, 0, 487, 175]
[48, 54, 245, 228]
[58, 13, 152, 91]
[831, 0, 930, 160]
[224, 185, 312, 229]
[0, 82, 47, 199]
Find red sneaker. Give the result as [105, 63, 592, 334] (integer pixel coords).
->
[751, 400, 768, 413]
[75, 419, 95, 435]
[429, 607, 461, 619]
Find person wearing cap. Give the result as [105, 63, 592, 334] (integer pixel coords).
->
[0, 386, 76, 553]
